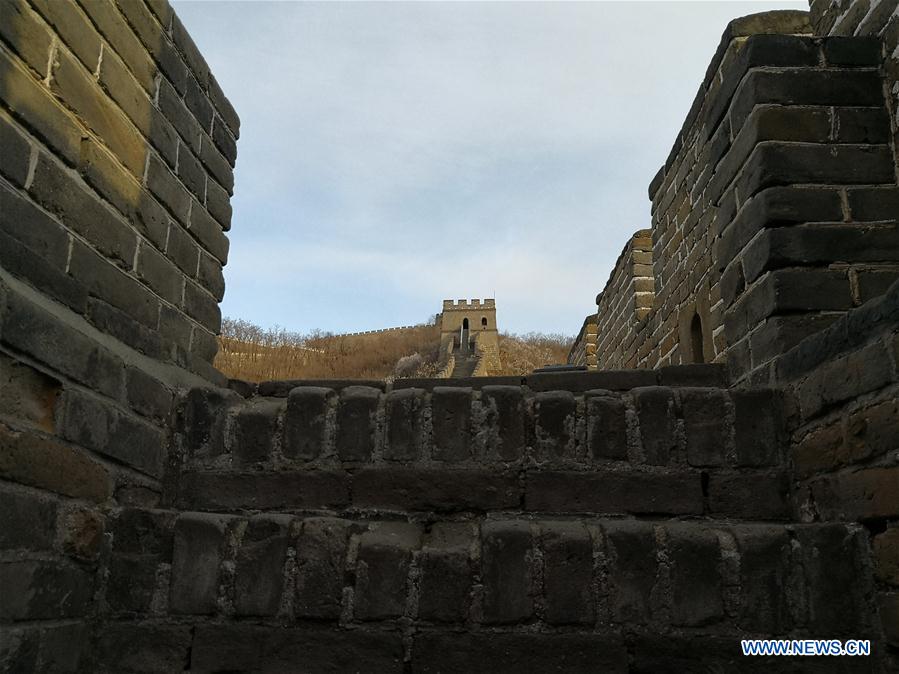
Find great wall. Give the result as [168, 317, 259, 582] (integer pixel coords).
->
[0, 0, 897, 671]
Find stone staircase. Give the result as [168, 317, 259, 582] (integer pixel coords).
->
[92, 364, 881, 672]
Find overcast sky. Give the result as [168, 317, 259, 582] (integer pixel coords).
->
[174, 0, 806, 336]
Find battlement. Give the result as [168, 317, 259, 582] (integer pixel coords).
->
[442, 298, 496, 311]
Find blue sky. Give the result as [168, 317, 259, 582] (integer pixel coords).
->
[174, 1, 806, 336]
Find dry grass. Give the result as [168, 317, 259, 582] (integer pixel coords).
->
[216, 318, 441, 381]
[215, 317, 573, 382]
[495, 332, 573, 375]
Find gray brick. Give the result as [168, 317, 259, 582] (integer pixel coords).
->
[68, 240, 161, 329]
[189, 202, 229, 263]
[212, 114, 238, 165]
[0, 228, 87, 314]
[125, 366, 173, 420]
[0, 289, 123, 399]
[49, 49, 146, 179]
[86, 297, 165, 360]
[184, 73, 213, 132]
[667, 524, 724, 627]
[178, 150, 206, 202]
[197, 251, 225, 301]
[76, 0, 158, 94]
[481, 386, 526, 461]
[733, 526, 792, 633]
[169, 513, 230, 615]
[234, 516, 290, 617]
[135, 240, 183, 306]
[526, 470, 703, 516]
[209, 74, 241, 140]
[633, 387, 676, 465]
[0, 561, 93, 620]
[385, 388, 424, 461]
[0, 422, 112, 504]
[335, 386, 379, 461]
[680, 388, 728, 467]
[29, 153, 137, 268]
[431, 387, 471, 462]
[737, 142, 894, 203]
[733, 390, 784, 466]
[199, 131, 234, 196]
[205, 177, 233, 230]
[585, 392, 627, 461]
[603, 521, 657, 624]
[30, 0, 101, 71]
[171, 14, 210, 87]
[352, 467, 519, 512]
[541, 521, 594, 625]
[533, 391, 576, 460]
[0, 0, 54, 78]
[418, 523, 473, 623]
[295, 517, 351, 619]
[355, 523, 420, 620]
[183, 279, 221, 333]
[233, 402, 280, 466]
[116, 0, 187, 94]
[147, 154, 191, 225]
[0, 48, 82, 166]
[481, 520, 533, 624]
[0, 113, 32, 187]
[0, 353, 61, 433]
[158, 77, 203, 150]
[97, 47, 178, 167]
[60, 389, 165, 478]
[180, 470, 349, 512]
[0, 487, 57, 551]
[165, 221, 201, 276]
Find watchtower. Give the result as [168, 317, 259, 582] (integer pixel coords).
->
[437, 299, 500, 373]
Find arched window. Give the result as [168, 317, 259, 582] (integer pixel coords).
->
[481, 316, 488, 328]
[462, 318, 469, 330]
[690, 313, 704, 364]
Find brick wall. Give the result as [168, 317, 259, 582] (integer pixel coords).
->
[774, 279, 899, 648]
[0, 0, 238, 667]
[567, 313, 597, 368]
[586, 231, 655, 369]
[810, 0, 899, 175]
[589, 9, 899, 386]
[82, 362, 886, 670]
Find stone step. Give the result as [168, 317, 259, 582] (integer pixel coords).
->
[174, 465, 789, 520]
[243, 363, 729, 396]
[178, 381, 785, 473]
[95, 510, 878, 673]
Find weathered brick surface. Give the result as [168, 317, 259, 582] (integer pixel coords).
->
[431, 386, 472, 461]
[541, 521, 595, 625]
[417, 523, 473, 623]
[294, 517, 351, 619]
[335, 386, 379, 461]
[234, 515, 290, 617]
[0, 560, 94, 620]
[355, 523, 420, 620]
[169, 513, 230, 615]
[178, 470, 350, 511]
[481, 521, 533, 624]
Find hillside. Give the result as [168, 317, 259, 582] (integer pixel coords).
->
[214, 317, 572, 382]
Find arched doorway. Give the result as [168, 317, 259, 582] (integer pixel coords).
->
[690, 313, 704, 363]
[460, 318, 470, 352]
